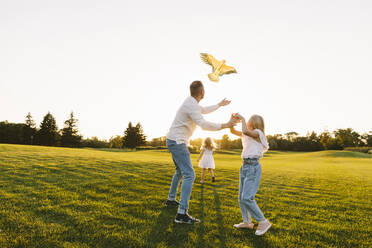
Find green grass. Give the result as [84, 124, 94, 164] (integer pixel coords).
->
[0, 144, 371, 248]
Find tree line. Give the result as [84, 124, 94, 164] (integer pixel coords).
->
[148, 129, 372, 152]
[0, 112, 146, 149]
[266, 129, 372, 151]
[1, 112, 371, 151]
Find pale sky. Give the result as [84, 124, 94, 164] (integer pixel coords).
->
[1, 0, 371, 140]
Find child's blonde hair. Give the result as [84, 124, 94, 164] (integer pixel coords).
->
[202, 137, 215, 150]
[250, 115, 265, 134]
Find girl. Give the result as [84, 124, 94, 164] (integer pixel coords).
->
[197, 137, 216, 184]
[230, 113, 271, 236]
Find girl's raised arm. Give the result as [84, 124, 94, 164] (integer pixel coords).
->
[230, 127, 242, 137]
[229, 114, 242, 136]
[236, 114, 259, 139]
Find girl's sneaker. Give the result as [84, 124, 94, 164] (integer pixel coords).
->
[255, 220, 271, 235]
[211, 177, 215, 182]
[233, 222, 254, 229]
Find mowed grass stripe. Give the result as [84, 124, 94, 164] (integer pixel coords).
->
[0, 144, 371, 248]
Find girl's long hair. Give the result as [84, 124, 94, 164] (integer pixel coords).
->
[202, 137, 215, 150]
[250, 115, 265, 134]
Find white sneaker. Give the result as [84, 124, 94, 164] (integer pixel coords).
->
[255, 220, 271, 235]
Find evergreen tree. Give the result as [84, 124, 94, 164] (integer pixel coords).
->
[61, 112, 82, 147]
[24, 112, 36, 144]
[135, 122, 146, 147]
[36, 112, 59, 146]
[123, 122, 146, 149]
[25, 112, 36, 128]
[123, 122, 136, 149]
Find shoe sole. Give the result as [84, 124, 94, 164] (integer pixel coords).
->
[165, 204, 179, 207]
[174, 219, 200, 224]
[255, 223, 271, 236]
[233, 224, 254, 229]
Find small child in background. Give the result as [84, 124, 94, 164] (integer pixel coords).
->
[197, 137, 216, 184]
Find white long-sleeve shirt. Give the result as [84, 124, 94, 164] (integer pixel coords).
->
[167, 96, 222, 144]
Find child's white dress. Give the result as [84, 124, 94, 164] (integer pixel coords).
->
[198, 148, 215, 169]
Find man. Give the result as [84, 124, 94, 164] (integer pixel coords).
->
[165, 80, 237, 224]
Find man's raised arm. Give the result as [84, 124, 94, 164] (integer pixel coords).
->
[200, 98, 231, 115]
[200, 104, 220, 114]
[189, 104, 236, 131]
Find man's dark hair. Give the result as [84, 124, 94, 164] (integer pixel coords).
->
[190, 80, 204, 97]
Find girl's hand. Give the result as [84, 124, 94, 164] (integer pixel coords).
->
[234, 113, 244, 120]
[231, 113, 241, 123]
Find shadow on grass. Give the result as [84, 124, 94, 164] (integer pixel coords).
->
[212, 185, 274, 248]
[254, 226, 276, 248]
[237, 230, 274, 248]
[195, 184, 205, 247]
[212, 185, 227, 247]
[144, 205, 195, 248]
[323, 150, 372, 158]
[230, 217, 274, 248]
[144, 206, 173, 247]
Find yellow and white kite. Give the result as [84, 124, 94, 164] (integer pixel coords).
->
[200, 53, 237, 82]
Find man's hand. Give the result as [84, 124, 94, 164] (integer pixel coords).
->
[221, 117, 238, 129]
[218, 98, 231, 107]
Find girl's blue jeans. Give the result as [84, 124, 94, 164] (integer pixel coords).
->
[239, 158, 265, 222]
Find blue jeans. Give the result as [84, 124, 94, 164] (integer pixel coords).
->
[239, 158, 265, 222]
[166, 139, 195, 213]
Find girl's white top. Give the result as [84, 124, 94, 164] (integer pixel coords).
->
[198, 147, 215, 169]
[241, 129, 269, 159]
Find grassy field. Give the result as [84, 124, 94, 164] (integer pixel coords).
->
[0, 144, 371, 248]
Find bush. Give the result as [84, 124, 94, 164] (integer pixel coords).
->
[188, 146, 199, 154]
[136, 146, 167, 151]
[344, 147, 372, 153]
[81, 137, 109, 148]
[0, 122, 26, 144]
